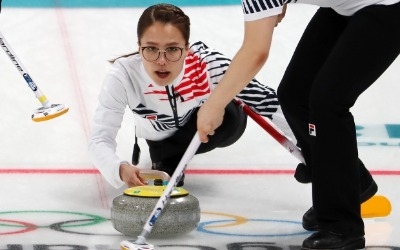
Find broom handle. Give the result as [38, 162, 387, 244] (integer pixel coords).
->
[234, 98, 305, 164]
[135, 132, 201, 244]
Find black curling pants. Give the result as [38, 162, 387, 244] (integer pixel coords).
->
[277, 3, 400, 236]
[146, 100, 247, 177]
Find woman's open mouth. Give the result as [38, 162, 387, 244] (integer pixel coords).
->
[155, 70, 170, 79]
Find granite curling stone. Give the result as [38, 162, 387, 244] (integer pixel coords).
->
[111, 170, 201, 237]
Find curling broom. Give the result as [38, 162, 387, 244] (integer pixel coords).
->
[120, 132, 201, 250]
[0, 31, 69, 122]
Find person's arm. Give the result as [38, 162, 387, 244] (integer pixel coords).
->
[192, 41, 279, 119]
[88, 72, 147, 188]
[197, 15, 278, 142]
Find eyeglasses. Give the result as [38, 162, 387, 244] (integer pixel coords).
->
[140, 46, 184, 62]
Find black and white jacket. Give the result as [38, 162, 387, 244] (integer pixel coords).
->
[241, 0, 400, 20]
[88, 41, 292, 188]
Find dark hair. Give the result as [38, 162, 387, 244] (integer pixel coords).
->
[110, 3, 190, 63]
[138, 3, 190, 45]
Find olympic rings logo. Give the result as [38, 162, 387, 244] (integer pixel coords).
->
[0, 210, 116, 236]
[1, 210, 398, 249]
[197, 212, 308, 237]
[0, 210, 307, 237]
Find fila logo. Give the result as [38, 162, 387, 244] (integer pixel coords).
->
[309, 123, 316, 136]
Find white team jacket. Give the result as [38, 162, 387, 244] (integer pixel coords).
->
[88, 41, 292, 188]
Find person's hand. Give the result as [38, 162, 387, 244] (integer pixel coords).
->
[275, 4, 287, 27]
[197, 100, 225, 143]
[119, 162, 148, 187]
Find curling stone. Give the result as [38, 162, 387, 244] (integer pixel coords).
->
[111, 170, 200, 237]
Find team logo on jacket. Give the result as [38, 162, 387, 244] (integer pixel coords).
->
[309, 123, 316, 136]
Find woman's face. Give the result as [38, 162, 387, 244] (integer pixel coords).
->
[139, 22, 188, 87]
